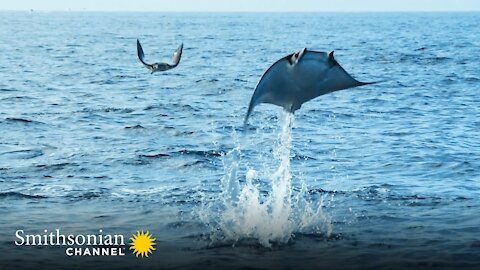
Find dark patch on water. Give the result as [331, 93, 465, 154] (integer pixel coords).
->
[144, 104, 163, 111]
[414, 47, 427, 51]
[176, 149, 225, 158]
[464, 76, 480, 82]
[1, 96, 37, 101]
[5, 117, 34, 123]
[0, 192, 47, 199]
[65, 191, 102, 200]
[124, 124, 145, 129]
[82, 107, 135, 113]
[34, 162, 77, 172]
[0, 149, 43, 159]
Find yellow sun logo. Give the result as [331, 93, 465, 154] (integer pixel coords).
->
[129, 230, 156, 257]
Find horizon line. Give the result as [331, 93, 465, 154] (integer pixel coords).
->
[2, 9, 480, 13]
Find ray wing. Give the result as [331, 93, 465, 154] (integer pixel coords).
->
[137, 39, 153, 69]
[244, 50, 374, 125]
[244, 56, 294, 125]
[170, 43, 183, 66]
[293, 51, 369, 104]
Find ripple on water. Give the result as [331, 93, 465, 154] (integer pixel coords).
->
[0, 149, 44, 160]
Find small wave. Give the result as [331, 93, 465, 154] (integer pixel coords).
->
[308, 188, 343, 195]
[4, 117, 47, 125]
[66, 43, 85, 48]
[353, 186, 445, 207]
[164, 221, 196, 230]
[178, 104, 201, 112]
[454, 196, 471, 201]
[144, 104, 163, 111]
[136, 150, 224, 165]
[89, 75, 138, 84]
[138, 153, 170, 159]
[163, 191, 200, 205]
[464, 76, 480, 82]
[178, 160, 219, 169]
[93, 215, 111, 219]
[195, 78, 220, 83]
[401, 195, 443, 207]
[174, 130, 195, 136]
[124, 124, 145, 129]
[234, 78, 248, 82]
[180, 160, 204, 167]
[427, 56, 451, 63]
[65, 191, 104, 200]
[102, 107, 135, 113]
[398, 53, 452, 65]
[0, 192, 47, 199]
[292, 153, 316, 161]
[293, 231, 346, 241]
[1, 96, 37, 101]
[0, 149, 43, 159]
[81, 107, 135, 113]
[414, 47, 427, 51]
[35, 162, 77, 171]
[5, 117, 32, 123]
[176, 149, 224, 158]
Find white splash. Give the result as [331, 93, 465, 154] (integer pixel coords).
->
[201, 112, 332, 247]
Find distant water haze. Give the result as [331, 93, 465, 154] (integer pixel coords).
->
[2, 0, 480, 12]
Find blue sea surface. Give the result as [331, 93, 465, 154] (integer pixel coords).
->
[0, 11, 479, 269]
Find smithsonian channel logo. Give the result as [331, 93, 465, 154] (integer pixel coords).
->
[15, 229, 156, 257]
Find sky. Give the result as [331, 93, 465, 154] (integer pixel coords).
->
[1, 0, 480, 12]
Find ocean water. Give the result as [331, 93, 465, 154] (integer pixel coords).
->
[0, 11, 479, 269]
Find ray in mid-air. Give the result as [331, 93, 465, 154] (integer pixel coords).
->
[137, 39, 183, 74]
[244, 48, 376, 125]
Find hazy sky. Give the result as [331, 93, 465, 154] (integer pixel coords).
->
[1, 0, 480, 12]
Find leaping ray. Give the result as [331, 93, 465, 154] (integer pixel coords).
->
[137, 39, 183, 74]
[244, 49, 376, 125]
